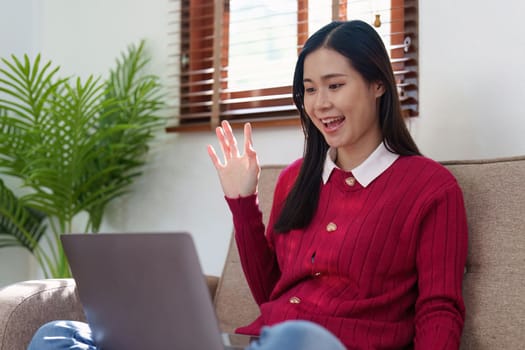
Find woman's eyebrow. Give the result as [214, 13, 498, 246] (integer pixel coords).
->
[303, 73, 348, 83]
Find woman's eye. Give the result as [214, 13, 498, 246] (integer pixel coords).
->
[305, 87, 316, 94]
[329, 83, 343, 90]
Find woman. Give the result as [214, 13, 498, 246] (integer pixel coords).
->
[27, 20, 467, 350]
[208, 20, 468, 349]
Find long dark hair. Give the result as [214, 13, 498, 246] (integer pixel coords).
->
[274, 20, 421, 233]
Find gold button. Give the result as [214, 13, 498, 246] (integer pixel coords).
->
[326, 222, 337, 232]
[345, 177, 356, 186]
[289, 296, 301, 304]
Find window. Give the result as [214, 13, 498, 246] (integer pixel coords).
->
[166, 0, 418, 132]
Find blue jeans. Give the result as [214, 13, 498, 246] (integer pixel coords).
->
[27, 319, 346, 350]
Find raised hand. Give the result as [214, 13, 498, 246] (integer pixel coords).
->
[207, 121, 261, 198]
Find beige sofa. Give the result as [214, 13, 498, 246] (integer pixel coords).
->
[1, 156, 524, 350]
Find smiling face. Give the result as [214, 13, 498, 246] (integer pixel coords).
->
[303, 48, 385, 169]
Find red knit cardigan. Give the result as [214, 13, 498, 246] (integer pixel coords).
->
[227, 155, 468, 349]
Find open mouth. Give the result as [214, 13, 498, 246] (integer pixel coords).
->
[321, 116, 345, 131]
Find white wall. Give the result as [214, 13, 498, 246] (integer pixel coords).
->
[415, 1, 525, 159]
[0, 0, 38, 58]
[0, 0, 40, 287]
[1, 0, 525, 287]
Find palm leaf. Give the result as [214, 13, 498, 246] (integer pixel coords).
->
[0, 178, 47, 251]
[0, 40, 165, 276]
[81, 40, 165, 231]
[0, 55, 63, 123]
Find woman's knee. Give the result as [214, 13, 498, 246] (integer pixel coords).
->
[249, 320, 346, 350]
[34, 320, 88, 336]
[28, 320, 94, 350]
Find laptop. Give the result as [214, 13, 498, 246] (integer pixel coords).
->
[61, 232, 256, 350]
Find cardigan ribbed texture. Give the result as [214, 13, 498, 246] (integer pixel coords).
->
[226, 155, 468, 349]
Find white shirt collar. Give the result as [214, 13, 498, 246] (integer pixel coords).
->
[322, 142, 399, 187]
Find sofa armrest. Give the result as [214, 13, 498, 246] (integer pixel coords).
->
[206, 275, 220, 301]
[0, 276, 221, 350]
[0, 279, 86, 350]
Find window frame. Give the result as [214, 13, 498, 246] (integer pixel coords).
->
[167, 0, 418, 132]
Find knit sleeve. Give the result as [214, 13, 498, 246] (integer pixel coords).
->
[225, 160, 301, 305]
[414, 181, 468, 349]
[226, 193, 280, 305]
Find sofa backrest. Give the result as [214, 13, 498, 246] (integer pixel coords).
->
[443, 156, 525, 349]
[213, 157, 525, 349]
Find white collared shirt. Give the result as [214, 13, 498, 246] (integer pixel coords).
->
[322, 143, 399, 187]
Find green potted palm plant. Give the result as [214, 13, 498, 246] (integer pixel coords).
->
[0, 40, 165, 278]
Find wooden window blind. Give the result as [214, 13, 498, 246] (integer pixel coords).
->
[166, 0, 418, 132]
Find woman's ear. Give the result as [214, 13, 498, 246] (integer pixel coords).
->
[374, 81, 386, 98]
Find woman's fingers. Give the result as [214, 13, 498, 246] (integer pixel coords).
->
[222, 120, 240, 157]
[215, 121, 240, 161]
[212, 121, 256, 166]
[207, 144, 222, 169]
[243, 122, 254, 156]
[214, 125, 229, 162]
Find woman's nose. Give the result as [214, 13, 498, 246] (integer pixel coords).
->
[314, 90, 331, 110]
